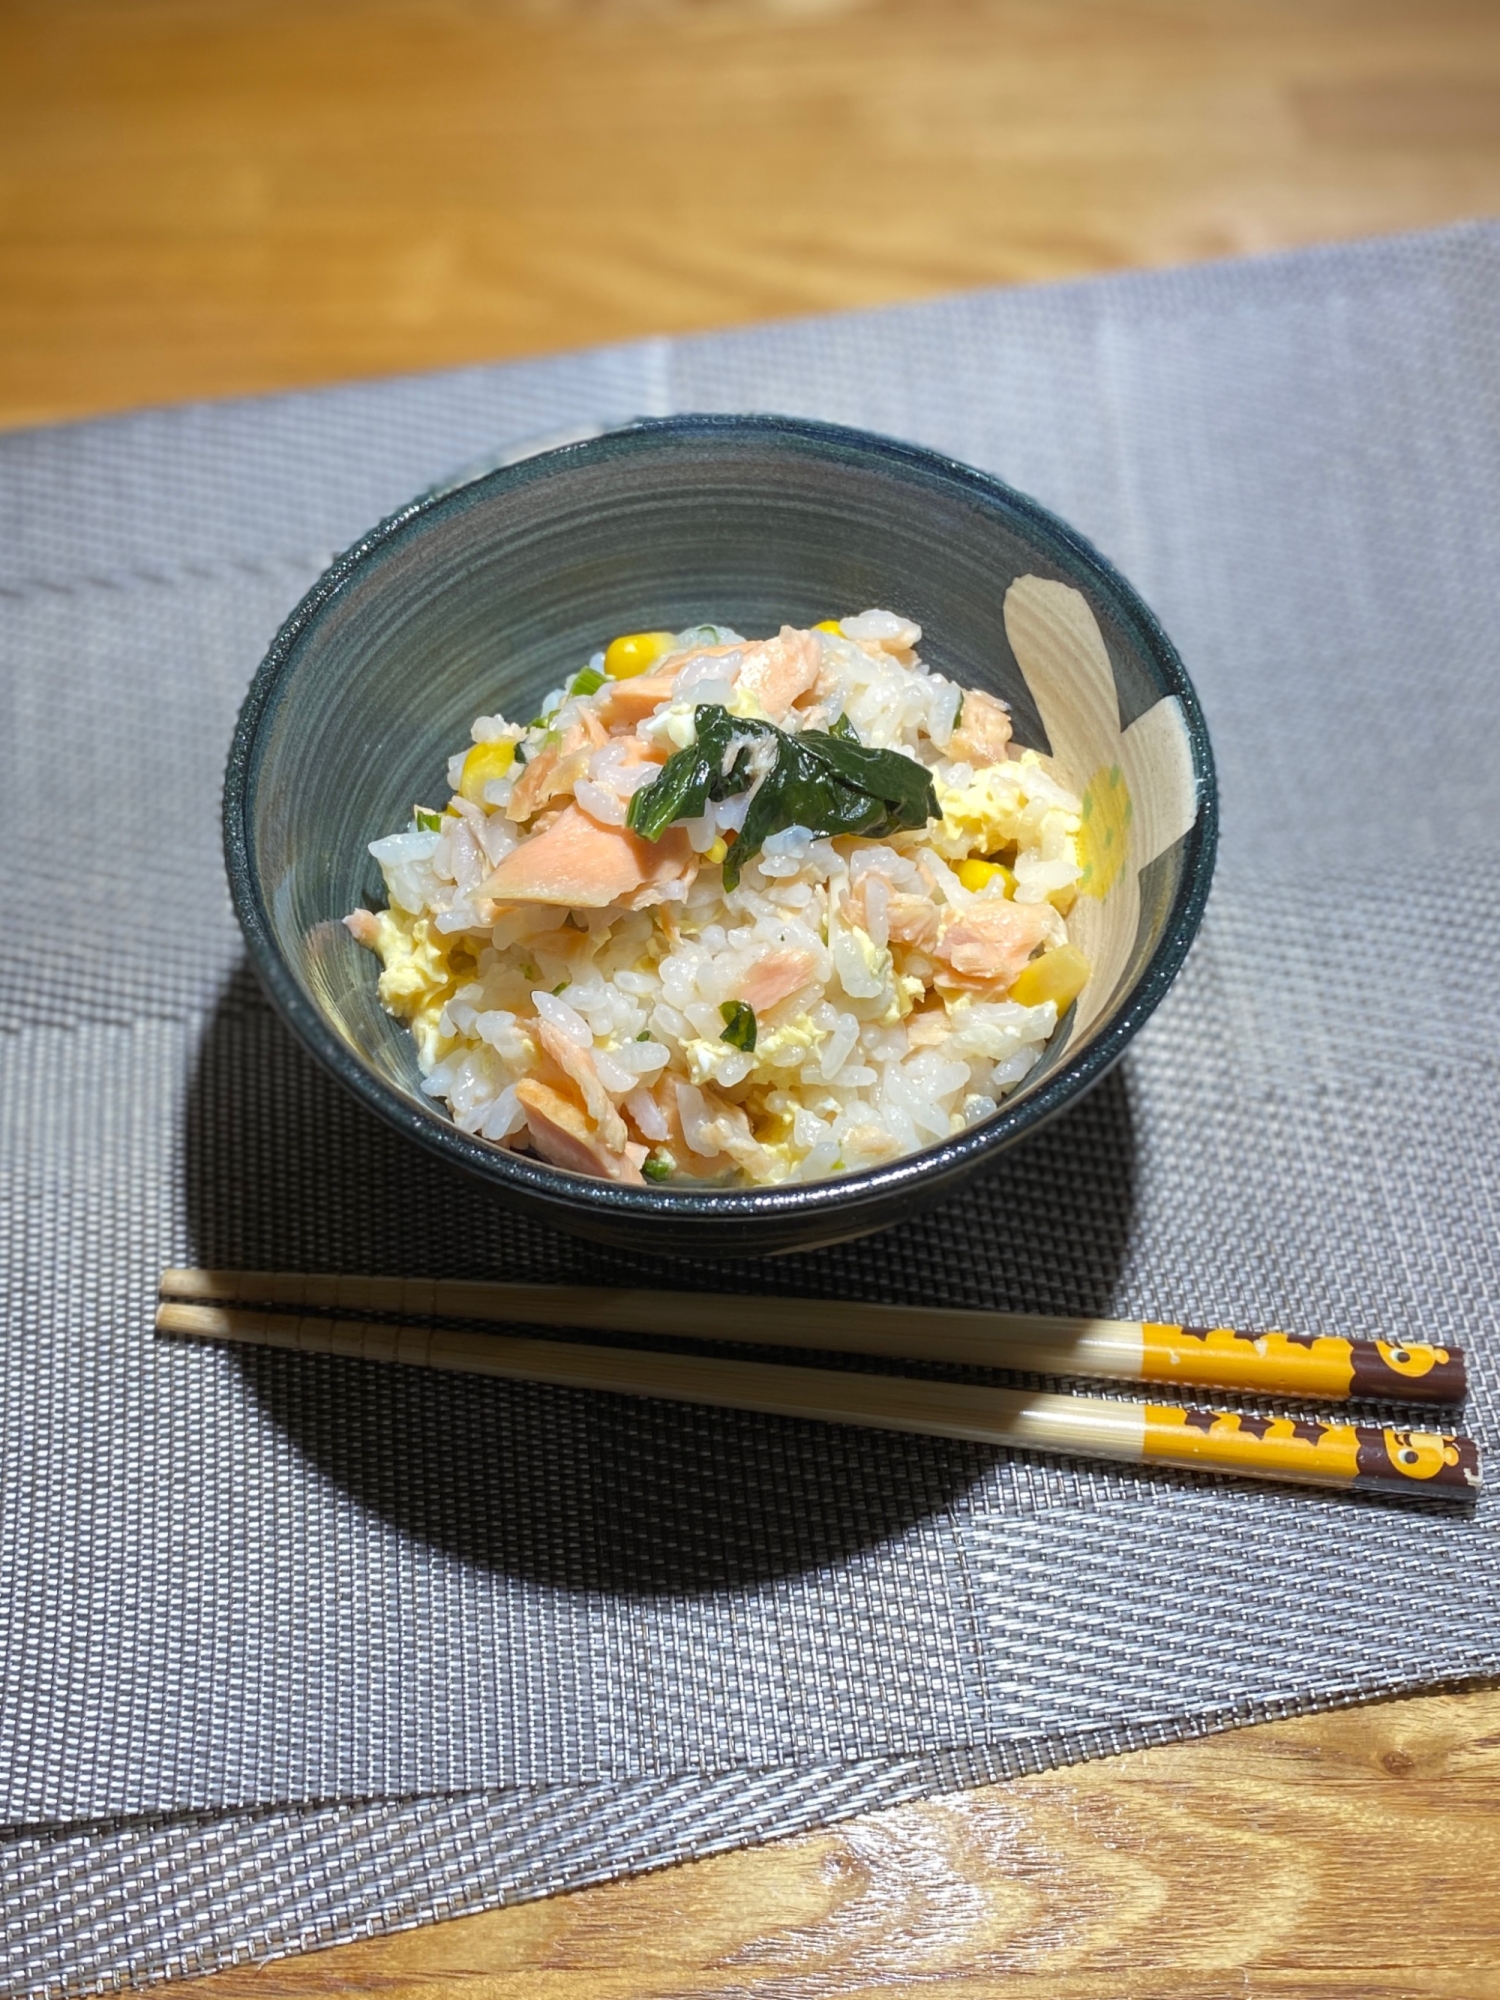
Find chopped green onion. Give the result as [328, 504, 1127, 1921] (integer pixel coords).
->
[413, 807, 442, 833]
[636, 1029, 653, 1042]
[569, 666, 606, 698]
[719, 1000, 757, 1052]
[642, 1155, 674, 1183]
[552, 980, 570, 995]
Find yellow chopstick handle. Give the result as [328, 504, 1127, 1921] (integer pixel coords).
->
[155, 1303, 1481, 1499]
[1140, 1324, 1466, 1405]
[1142, 1404, 1480, 1496]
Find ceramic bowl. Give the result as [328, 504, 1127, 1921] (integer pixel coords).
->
[225, 415, 1216, 1257]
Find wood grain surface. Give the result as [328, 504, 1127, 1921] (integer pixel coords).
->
[187, 1690, 1500, 1997]
[4, 0, 1500, 429]
[9, 1, 1499, 1989]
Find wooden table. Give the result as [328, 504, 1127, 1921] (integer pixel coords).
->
[191, 1691, 1500, 1998]
[5, 0, 1500, 432]
[5, 3, 1498, 1990]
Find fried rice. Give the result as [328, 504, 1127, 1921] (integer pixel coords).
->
[346, 611, 1090, 1187]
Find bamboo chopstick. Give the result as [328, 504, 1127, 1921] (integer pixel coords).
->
[159, 1268, 1467, 1406]
[155, 1298, 1480, 1500]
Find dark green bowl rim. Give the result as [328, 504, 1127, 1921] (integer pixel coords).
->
[224, 413, 1218, 1226]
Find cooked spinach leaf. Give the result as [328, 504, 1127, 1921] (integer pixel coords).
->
[626, 705, 937, 890]
[626, 705, 755, 840]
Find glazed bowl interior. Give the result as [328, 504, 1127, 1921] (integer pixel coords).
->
[228, 416, 1215, 1255]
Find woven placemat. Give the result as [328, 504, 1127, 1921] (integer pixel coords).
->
[3, 221, 1500, 1993]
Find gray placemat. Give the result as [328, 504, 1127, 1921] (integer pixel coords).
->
[4, 220, 1500, 1991]
[0, 1690, 1399, 1998]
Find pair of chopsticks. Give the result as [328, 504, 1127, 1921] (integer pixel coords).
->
[156, 1269, 1481, 1500]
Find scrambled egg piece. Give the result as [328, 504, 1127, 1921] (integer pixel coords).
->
[929, 752, 1073, 858]
[682, 1036, 747, 1087]
[891, 972, 926, 1021]
[359, 907, 465, 1067]
[755, 1013, 827, 1069]
[684, 1016, 832, 1091]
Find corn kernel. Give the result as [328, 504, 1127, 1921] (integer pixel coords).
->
[1010, 943, 1091, 1014]
[603, 630, 675, 679]
[458, 739, 515, 803]
[705, 836, 729, 865]
[957, 857, 1015, 896]
[1048, 883, 1079, 917]
[814, 619, 842, 635]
